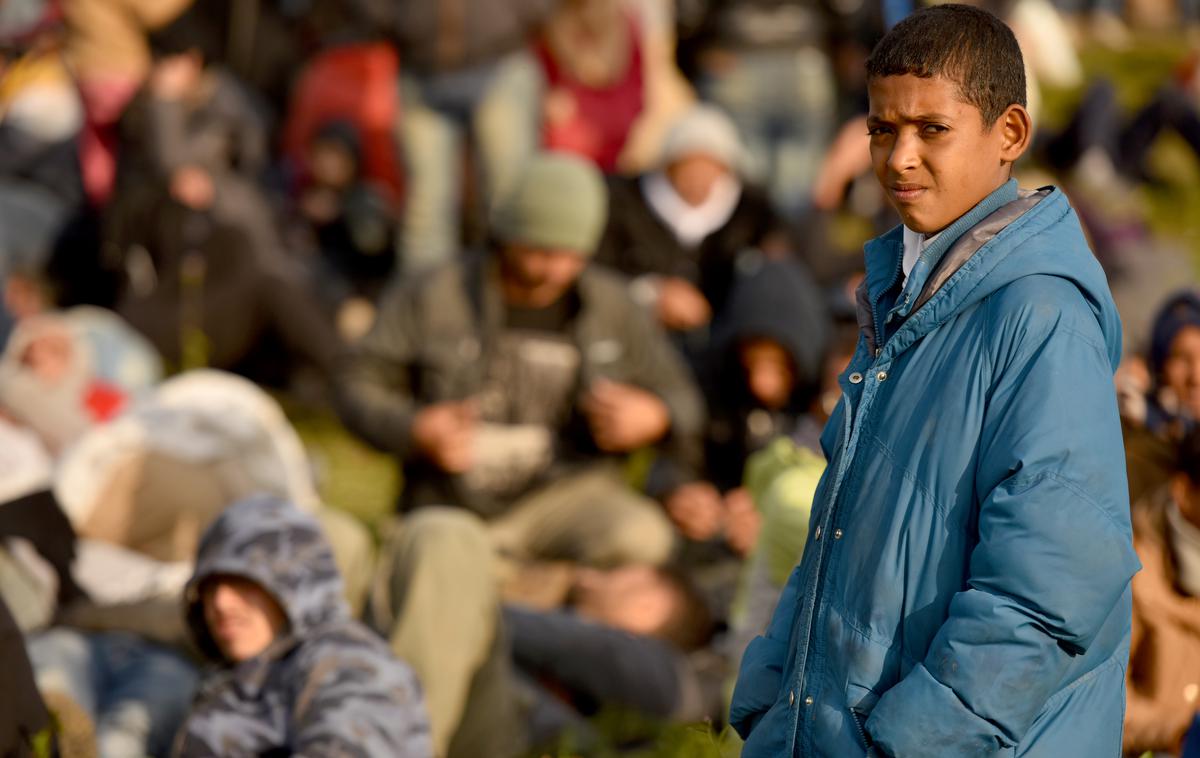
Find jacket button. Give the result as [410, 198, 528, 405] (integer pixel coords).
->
[789, 691, 796, 706]
[833, 529, 844, 540]
[804, 696, 814, 707]
[814, 525, 822, 540]
[876, 370, 889, 382]
[849, 372, 863, 384]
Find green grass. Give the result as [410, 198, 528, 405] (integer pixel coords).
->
[524, 713, 743, 758]
[1040, 34, 1200, 260]
[283, 399, 397, 531]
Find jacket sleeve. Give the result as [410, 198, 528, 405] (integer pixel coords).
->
[142, 96, 191, 176]
[504, 606, 689, 718]
[291, 638, 434, 758]
[865, 295, 1140, 756]
[615, 290, 707, 492]
[333, 282, 423, 458]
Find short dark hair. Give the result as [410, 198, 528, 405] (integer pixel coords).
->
[866, 4, 1026, 126]
[1179, 428, 1200, 486]
[148, 7, 223, 62]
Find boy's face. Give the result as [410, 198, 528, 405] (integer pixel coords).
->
[666, 154, 731, 207]
[571, 565, 679, 639]
[309, 140, 357, 190]
[867, 73, 1029, 234]
[1164, 325, 1200, 420]
[202, 576, 288, 663]
[739, 338, 795, 410]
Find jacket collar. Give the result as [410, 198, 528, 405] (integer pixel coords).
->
[864, 179, 1019, 312]
[857, 180, 1053, 356]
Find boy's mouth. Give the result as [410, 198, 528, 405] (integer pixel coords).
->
[890, 183, 927, 203]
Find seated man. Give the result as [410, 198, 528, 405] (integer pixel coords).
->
[339, 153, 705, 755]
[175, 495, 432, 757]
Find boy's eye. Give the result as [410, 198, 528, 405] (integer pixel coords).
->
[922, 124, 949, 135]
[867, 126, 893, 137]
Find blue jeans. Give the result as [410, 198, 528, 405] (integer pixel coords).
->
[27, 629, 199, 758]
[699, 47, 835, 218]
[398, 51, 543, 275]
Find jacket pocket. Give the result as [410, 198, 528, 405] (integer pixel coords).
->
[847, 682, 881, 751]
[730, 635, 789, 739]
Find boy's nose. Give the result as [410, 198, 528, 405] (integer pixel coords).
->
[887, 132, 922, 175]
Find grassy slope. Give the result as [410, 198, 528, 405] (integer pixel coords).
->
[1042, 36, 1200, 258]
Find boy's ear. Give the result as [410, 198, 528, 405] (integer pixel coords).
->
[997, 103, 1033, 166]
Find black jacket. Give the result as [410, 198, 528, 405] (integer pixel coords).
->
[704, 259, 830, 490]
[596, 174, 795, 320]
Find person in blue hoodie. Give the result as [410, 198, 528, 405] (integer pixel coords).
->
[729, 5, 1140, 757]
[174, 496, 432, 757]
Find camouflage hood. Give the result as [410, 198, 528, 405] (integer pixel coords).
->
[184, 495, 347, 663]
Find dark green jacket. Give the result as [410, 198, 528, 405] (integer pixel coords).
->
[336, 252, 705, 516]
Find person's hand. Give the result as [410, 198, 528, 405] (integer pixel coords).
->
[543, 87, 578, 126]
[19, 320, 73, 384]
[411, 400, 477, 473]
[811, 116, 872, 212]
[169, 165, 215, 210]
[657, 277, 712, 332]
[300, 186, 341, 224]
[149, 53, 202, 100]
[581, 379, 671, 452]
[665, 482, 725, 542]
[723, 487, 762, 556]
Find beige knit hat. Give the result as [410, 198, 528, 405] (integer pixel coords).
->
[492, 152, 609, 256]
[660, 104, 746, 171]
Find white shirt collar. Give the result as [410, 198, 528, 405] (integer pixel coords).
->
[901, 226, 941, 287]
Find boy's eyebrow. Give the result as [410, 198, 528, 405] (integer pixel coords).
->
[868, 111, 956, 125]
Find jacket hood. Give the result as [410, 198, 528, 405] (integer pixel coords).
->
[712, 259, 829, 407]
[862, 182, 1123, 371]
[184, 495, 347, 663]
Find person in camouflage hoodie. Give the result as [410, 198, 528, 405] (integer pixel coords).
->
[174, 495, 432, 757]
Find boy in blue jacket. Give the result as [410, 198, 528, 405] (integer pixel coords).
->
[729, 5, 1140, 757]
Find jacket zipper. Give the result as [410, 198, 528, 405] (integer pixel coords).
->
[788, 242, 901, 754]
[849, 708, 873, 750]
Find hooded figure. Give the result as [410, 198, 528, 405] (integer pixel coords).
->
[175, 496, 432, 758]
[705, 259, 830, 491]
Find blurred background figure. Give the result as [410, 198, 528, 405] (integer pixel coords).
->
[358, 0, 554, 274]
[676, 0, 838, 217]
[536, 0, 646, 173]
[596, 105, 808, 368]
[61, 0, 194, 206]
[174, 496, 432, 758]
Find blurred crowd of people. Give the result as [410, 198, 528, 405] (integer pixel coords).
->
[0, 0, 1199, 756]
